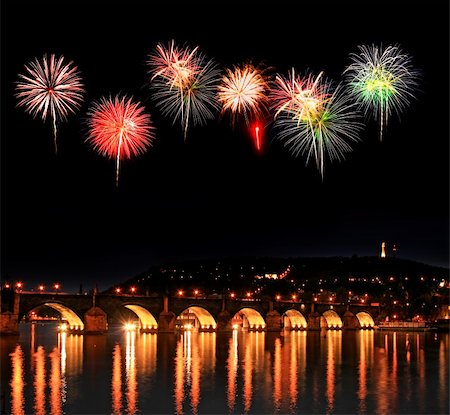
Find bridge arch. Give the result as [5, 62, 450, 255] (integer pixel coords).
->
[177, 306, 217, 330]
[124, 305, 158, 329]
[283, 309, 307, 330]
[32, 302, 84, 330]
[233, 308, 266, 330]
[355, 312, 375, 328]
[321, 310, 343, 329]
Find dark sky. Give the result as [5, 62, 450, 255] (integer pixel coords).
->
[2, 0, 449, 292]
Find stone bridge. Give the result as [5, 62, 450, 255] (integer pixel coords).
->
[0, 288, 381, 335]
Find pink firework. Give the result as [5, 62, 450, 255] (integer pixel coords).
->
[148, 40, 200, 89]
[15, 54, 85, 154]
[147, 40, 220, 139]
[270, 69, 330, 122]
[86, 95, 154, 187]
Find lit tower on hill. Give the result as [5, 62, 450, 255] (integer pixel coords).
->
[380, 242, 387, 258]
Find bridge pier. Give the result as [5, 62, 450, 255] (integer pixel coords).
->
[216, 310, 232, 331]
[0, 312, 19, 335]
[343, 310, 360, 330]
[84, 307, 108, 334]
[265, 310, 282, 331]
[307, 312, 321, 330]
[0, 290, 19, 336]
[158, 311, 176, 333]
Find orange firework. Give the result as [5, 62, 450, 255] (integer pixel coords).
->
[218, 64, 269, 125]
[86, 94, 155, 187]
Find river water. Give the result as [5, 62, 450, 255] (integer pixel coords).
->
[1, 323, 448, 414]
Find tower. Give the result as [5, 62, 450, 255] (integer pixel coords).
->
[380, 242, 387, 258]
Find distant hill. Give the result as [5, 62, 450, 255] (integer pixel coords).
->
[105, 256, 448, 295]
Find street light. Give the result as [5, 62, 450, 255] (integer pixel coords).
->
[54, 283, 60, 293]
[230, 293, 235, 299]
[130, 287, 136, 294]
[276, 295, 281, 301]
[292, 294, 297, 301]
[16, 282, 23, 291]
[115, 287, 121, 294]
[194, 289, 199, 298]
[178, 290, 183, 296]
[38, 285, 44, 292]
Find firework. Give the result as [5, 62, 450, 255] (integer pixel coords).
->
[86, 95, 154, 187]
[271, 69, 329, 121]
[218, 64, 269, 125]
[147, 41, 220, 138]
[344, 44, 419, 140]
[272, 70, 363, 177]
[254, 124, 262, 152]
[15, 54, 85, 154]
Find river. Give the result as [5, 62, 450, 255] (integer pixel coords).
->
[0, 323, 448, 414]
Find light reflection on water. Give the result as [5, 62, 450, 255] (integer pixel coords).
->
[1, 323, 449, 414]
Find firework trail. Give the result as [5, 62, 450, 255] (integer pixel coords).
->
[15, 54, 85, 154]
[254, 125, 262, 151]
[86, 95, 154, 187]
[147, 41, 221, 139]
[218, 64, 269, 125]
[271, 70, 363, 178]
[344, 44, 419, 141]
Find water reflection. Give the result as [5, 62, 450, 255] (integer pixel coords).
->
[243, 334, 253, 413]
[288, 332, 298, 410]
[439, 336, 447, 414]
[174, 334, 185, 414]
[173, 331, 216, 414]
[227, 329, 238, 412]
[49, 347, 62, 415]
[358, 330, 373, 414]
[273, 337, 282, 412]
[10, 345, 25, 415]
[126, 330, 138, 415]
[326, 331, 342, 414]
[3, 325, 450, 415]
[33, 346, 46, 415]
[111, 344, 122, 415]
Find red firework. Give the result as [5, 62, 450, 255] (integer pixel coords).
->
[86, 95, 154, 186]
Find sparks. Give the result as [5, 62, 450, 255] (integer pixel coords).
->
[86, 94, 155, 187]
[218, 64, 268, 125]
[272, 71, 363, 178]
[15, 54, 85, 154]
[147, 40, 220, 139]
[344, 44, 419, 141]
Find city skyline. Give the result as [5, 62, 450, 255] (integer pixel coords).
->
[2, 0, 448, 293]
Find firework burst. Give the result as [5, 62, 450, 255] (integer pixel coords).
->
[218, 64, 269, 125]
[272, 70, 363, 177]
[15, 54, 85, 154]
[344, 44, 419, 140]
[86, 95, 154, 187]
[147, 41, 220, 139]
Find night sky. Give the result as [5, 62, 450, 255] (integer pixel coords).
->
[2, 0, 449, 292]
